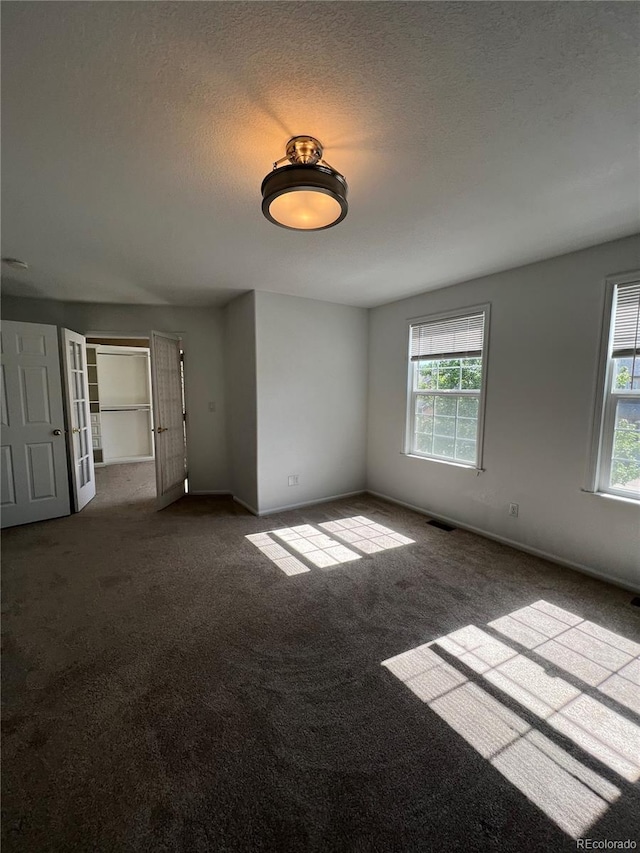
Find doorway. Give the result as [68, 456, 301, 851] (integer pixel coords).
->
[1, 322, 188, 528]
[85, 332, 187, 512]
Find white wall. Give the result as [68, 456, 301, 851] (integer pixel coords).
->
[367, 235, 640, 591]
[254, 291, 368, 514]
[224, 292, 258, 512]
[1, 296, 228, 493]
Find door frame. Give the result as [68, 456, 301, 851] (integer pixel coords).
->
[84, 331, 188, 505]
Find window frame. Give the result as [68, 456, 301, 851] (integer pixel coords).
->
[587, 272, 640, 501]
[404, 304, 490, 471]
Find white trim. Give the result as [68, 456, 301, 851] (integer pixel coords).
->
[582, 489, 640, 507]
[586, 271, 640, 499]
[84, 331, 151, 340]
[406, 302, 491, 328]
[404, 303, 490, 470]
[366, 489, 640, 594]
[101, 455, 155, 465]
[253, 489, 366, 517]
[400, 451, 484, 473]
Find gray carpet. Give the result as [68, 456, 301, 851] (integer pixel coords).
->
[2, 462, 639, 852]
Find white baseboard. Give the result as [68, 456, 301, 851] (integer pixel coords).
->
[99, 456, 155, 465]
[232, 495, 260, 516]
[253, 489, 367, 517]
[367, 489, 640, 595]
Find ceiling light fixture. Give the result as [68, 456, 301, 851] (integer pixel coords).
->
[261, 136, 348, 231]
[2, 257, 29, 271]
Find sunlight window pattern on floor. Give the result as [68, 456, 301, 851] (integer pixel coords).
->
[319, 516, 414, 553]
[245, 532, 310, 575]
[489, 600, 640, 715]
[271, 525, 362, 567]
[382, 600, 640, 838]
[246, 517, 414, 575]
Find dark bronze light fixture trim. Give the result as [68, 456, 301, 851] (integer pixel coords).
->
[261, 136, 348, 231]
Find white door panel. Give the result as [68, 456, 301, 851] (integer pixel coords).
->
[150, 331, 186, 510]
[1, 321, 70, 527]
[62, 329, 96, 511]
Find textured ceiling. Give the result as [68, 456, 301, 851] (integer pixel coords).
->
[1, 2, 639, 308]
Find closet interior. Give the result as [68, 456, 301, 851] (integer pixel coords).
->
[86, 342, 154, 466]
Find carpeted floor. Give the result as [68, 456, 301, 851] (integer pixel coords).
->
[2, 463, 639, 852]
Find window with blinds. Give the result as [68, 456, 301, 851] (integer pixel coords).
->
[410, 312, 485, 361]
[406, 307, 488, 468]
[595, 280, 640, 499]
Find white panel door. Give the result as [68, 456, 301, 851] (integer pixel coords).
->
[62, 329, 96, 511]
[150, 331, 186, 510]
[1, 321, 70, 527]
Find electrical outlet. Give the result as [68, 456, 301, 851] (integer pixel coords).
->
[288, 474, 299, 487]
[509, 503, 519, 518]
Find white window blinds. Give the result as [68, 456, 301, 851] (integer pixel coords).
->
[612, 282, 640, 357]
[410, 312, 485, 361]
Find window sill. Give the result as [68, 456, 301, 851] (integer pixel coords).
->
[401, 452, 483, 473]
[581, 489, 640, 506]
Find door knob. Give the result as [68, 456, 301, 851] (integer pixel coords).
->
[52, 429, 62, 436]
[72, 428, 80, 434]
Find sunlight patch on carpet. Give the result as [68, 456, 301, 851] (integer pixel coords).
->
[383, 600, 640, 838]
[246, 517, 413, 574]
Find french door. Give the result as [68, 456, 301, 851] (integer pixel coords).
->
[1, 321, 70, 527]
[61, 328, 96, 511]
[150, 331, 187, 510]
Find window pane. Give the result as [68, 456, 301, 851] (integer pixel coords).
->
[415, 414, 433, 435]
[435, 396, 457, 417]
[416, 362, 437, 391]
[415, 431, 434, 455]
[461, 358, 482, 391]
[434, 416, 455, 437]
[435, 359, 461, 390]
[612, 358, 634, 391]
[455, 439, 476, 463]
[457, 397, 479, 419]
[433, 435, 455, 458]
[456, 417, 477, 439]
[609, 399, 640, 495]
[415, 394, 434, 417]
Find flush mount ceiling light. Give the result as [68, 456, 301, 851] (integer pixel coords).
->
[261, 136, 348, 231]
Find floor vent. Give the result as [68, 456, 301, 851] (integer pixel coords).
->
[427, 519, 456, 532]
[631, 597, 640, 607]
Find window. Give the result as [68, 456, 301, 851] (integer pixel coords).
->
[406, 306, 488, 468]
[594, 279, 640, 499]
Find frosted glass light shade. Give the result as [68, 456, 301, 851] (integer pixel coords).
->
[261, 164, 348, 231]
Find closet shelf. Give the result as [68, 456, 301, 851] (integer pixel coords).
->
[101, 404, 151, 411]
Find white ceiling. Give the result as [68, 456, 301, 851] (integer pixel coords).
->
[2, 2, 638, 308]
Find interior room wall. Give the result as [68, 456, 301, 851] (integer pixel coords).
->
[0, 296, 228, 494]
[224, 292, 258, 512]
[367, 234, 640, 591]
[254, 291, 368, 515]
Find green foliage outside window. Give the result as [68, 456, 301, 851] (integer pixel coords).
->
[417, 358, 482, 391]
[612, 419, 640, 487]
